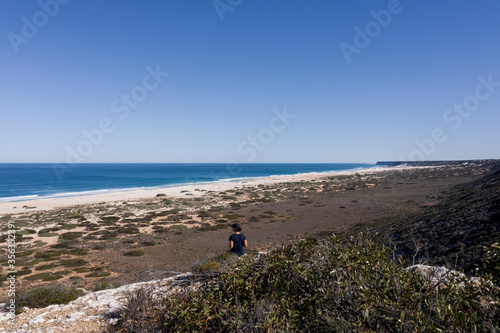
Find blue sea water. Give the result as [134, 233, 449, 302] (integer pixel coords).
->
[0, 163, 374, 202]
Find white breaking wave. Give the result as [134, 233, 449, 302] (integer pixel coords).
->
[0, 195, 39, 203]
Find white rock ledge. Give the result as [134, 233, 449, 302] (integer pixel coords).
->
[0, 272, 193, 333]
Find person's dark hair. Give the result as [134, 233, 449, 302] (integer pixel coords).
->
[231, 223, 242, 232]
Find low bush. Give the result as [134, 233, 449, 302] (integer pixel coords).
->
[113, 287, 160, 331]
[14, 284, 84, 313]
[101, 216, 120, 223]
[197, 224, 226, 232]
[482, 242, 500, 285]
[60, 259, 87, 267]
[93, 281, 120, 291]
[16, 249, 36, 257]
[193, 252, 240, 274]
[223, 214, 241, 220]
[61, 224, 79, 230]
[196, 261, 220, 273]
[111, 236, 500, 332]
[38, 232, 59, 238]
[16, 229, 37, 235]
[169, 224, 187, 230]
[85, 270, 111, 278]
[24, 271, 67, 282]
[34, 250, 64, 260]
[73, 267, 91, 273]
[66, 248, 88, 256]
[59, 232, 83, 241]
[34, 264, 58, 271]
[123, 250, 145, 257]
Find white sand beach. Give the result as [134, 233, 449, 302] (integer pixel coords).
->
[0, 166, 396, 216]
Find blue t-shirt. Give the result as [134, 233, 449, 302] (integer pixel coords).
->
[229, 233, 246, 256]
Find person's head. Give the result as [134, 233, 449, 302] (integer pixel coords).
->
[231, 223, 242, 232]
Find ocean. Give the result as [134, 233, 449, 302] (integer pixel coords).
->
[0, 163, 374, 202]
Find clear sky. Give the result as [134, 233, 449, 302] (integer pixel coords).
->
[1, 0, 499, 164]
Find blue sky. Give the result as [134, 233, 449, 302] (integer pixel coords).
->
[1, 0, 499, 163]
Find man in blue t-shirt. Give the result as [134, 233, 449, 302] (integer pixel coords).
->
[228, 223, 247, 256]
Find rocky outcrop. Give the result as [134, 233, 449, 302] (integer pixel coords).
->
[406, 264, 484, 287]
[376, 160, 500, 167]
[0, 273, 193, 333]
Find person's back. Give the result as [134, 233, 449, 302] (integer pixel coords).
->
[229, 223, 247, 256]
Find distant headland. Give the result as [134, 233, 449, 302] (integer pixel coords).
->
[376, 159, 500, 167]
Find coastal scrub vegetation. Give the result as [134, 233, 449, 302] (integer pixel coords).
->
[14, 284, 84, 314]
[110, 235, 500, 332]
[1, 161, 499, 326]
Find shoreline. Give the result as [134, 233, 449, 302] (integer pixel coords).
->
[0, 161, 497, 331]
[0, 166, 393, 216]
[0, 161, 496, 331]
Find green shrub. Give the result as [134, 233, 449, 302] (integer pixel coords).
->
[123, 250, 145, 257]
[482, 242, 500, 285]
[93, 281, 120, 291]
[35, 263, 58, 271]
[73, 267, 91, 273]
[51, 242, 74, 249]
[196, 261, 220, 272]
[110, 236, 500, 332]
[66, 248, 88, 256]
[22, 273, 52, 281]
[223, 214, 241, 220]
[197, 224, 226, 232]
[169, 224, 187, 230]
[16, 269, 32, 276]
[60, 259, 87, 267]
[16, 249, 36, 257]
[158, 209, 182, 216]
[61, 223, 80, 230]
[24, 272, 65, 282]
[1, 215, 12, 222]
[14, 284, 84, 313]
[116, 287, 158, 331]
[85, 270, 111, 278]
[117, 227, 140, 234]
[34, 250, 64, 261]
[153, 227, 169, 233]
[38, 232, 59, 237]
[248, 216, 260, 222]
[101, 216, 120, 223]
[16, 229, 37, 235]
[60, 232, 83, 240]
[38, 227, 60, 234]
[193, 252, 239, 274]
